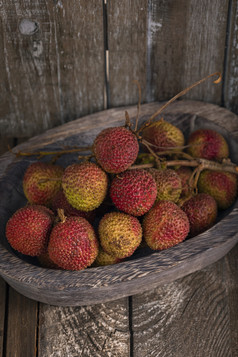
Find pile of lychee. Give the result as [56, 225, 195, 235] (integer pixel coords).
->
[5, 117, 238, 271]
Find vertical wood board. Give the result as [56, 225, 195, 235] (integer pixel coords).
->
[224, 0, 238, 115]
[5, 287, 38, 357]
[0, 1, 105, 137]
[38, 298, 130, 357]
[146, 0, 229, 104]
[107, 0, 148, 107]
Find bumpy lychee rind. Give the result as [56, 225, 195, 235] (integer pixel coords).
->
[48, 216, 99, 270]
[181, 193, 217, 236]
[51, 190, 95, 223]
[110, 169, 157, 216]
[94, 247, 122, 266]
[187, 128, 229, 160]
[99, 212, 142, 259]
[6, 205, 54, 256]
[143, 201, 190, 250]
[148, 168, 182, 203]
[93, 126, 139, 173]
[197, 170, 237, 210]
[62, 162, 108, 212]
[142, 120, 185, 153]
[23, 162, 64, 206]
[175, 166, 193, 198]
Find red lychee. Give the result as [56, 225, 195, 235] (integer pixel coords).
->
[6, 205, 54, 256]
[187, 128, 229, 160]
[48, 215, 98, 270]
[110, 169, 157, 216]
[93, 126, 139, 173]
[197, 170, 237, 210]
[142, 201, 190, 250]
[181, 193, 217, 236]
[23, 162, 64, 206]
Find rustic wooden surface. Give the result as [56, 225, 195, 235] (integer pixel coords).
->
[0, 0, 238, 355]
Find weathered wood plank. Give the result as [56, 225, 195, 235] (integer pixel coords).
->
[0, 278, 6, 357]
[5, 288, 38, 357]
[132, 249, 237, 357]
[224, 244, 238, 356]
[107, 0, 148, 107]
[0, 1, 105, 137]
[224, 0, 238, 115]
[38, 298, 130, 357]
[146, 0, 229, 104]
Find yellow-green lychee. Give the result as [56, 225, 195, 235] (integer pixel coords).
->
[99, 212, 142, 259]
[62, 162, 108, 212]
[148, 168, 182, 203]
[93, 247, 122, 266]
[141, 119, 185, 153]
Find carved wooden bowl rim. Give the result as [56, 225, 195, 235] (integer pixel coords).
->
[0, 101, 237, 305]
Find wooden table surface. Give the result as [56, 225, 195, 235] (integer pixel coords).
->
[0, 101, 238, 357]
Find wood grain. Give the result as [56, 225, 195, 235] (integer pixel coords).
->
[38, 298, 130, 357]
[107, 0, 148, 107]
[0, 1, 105, 137]
[146, 0, 229, 103]
[0, 101, 237, 306]
[0, 278, 6, 357]
[132, 249, 236, 357]
[5, 287, 38, 357]
[224, 0, 238, 115]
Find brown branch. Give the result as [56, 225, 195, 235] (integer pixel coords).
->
[137, 71, 222, 134]
[10, 146, 93, 159]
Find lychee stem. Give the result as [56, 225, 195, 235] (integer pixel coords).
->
[137, 71, 222, 134]
[57, 209, 67, 223]
[10, 146, 92, 159]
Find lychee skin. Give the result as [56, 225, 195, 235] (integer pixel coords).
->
[48, 216, 98, 270]
[181, 193, 217, 237]
[187, 129, 229, 160]
[93, 126, 139, 173]
[62, 162, 108, 212]
[23, 162, 64, 206]
[99, 212, 142, 259]
[6, 205, 54, 256]
[148, 168, 182, 203]
[142, 120, 185, 153]
[175, 166, 193, 198]
[110, 169, 157, 216]
[51, 190, 95, 223]
[94, 247, 122, 266]
[143, 201, 190, 250]
[198, 170, 237, 210]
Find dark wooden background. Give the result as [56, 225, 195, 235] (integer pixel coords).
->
[0, 1, 237, 356]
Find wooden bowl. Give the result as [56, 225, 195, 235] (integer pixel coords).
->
[0, 101, 238, 306]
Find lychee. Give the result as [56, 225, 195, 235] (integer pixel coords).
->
[23, 162, 64, 206]
[93, 126, 139, 173]
[48, 214, 98, 270]
[187, 128, 229, 160]
[98, 212, 142, 259]
[6, 205, 54, 256]
[175, 166, 193, 198]
[93, 247, 122, 266]
[110, 169, 157, 216]
[197, 170, 237, 210]
[141, 119, 185, 153]
[148, 168, 182, 203]
[62, 162, 108, 212]
[181, 193, 217, 236]
[143, 201, 190, 250]
[51, 190, 95, 223]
